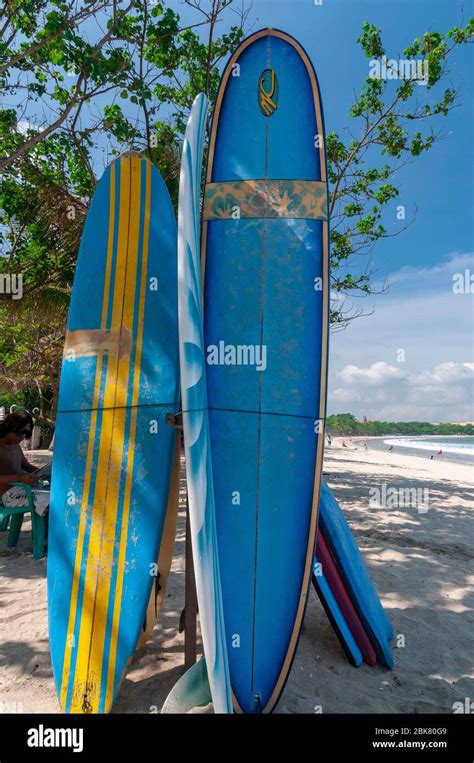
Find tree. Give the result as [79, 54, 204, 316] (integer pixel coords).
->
[328, 17, 473, 328]
[0, 301, 64, 419]
[325, 413, 474, 436]
[0, 0, 141, 174]
[326, 413, 359, 435]
[0, 0, 247, 418]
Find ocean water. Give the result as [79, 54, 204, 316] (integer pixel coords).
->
[380, 436, 474, 464]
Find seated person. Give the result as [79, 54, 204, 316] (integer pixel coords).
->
[0, 412, 48, 516]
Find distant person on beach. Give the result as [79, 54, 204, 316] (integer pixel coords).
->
[389, 445, 394, 452]
[437, 449, 443, 457]
[0, 412, 48, 517]
[327, 434, 332, 446]
[342, 441, 347, 448]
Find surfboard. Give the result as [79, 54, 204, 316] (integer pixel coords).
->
[176, 93, 233, 713]
[312, 540, 363, 668]
[202, 29, 329, 713]
[318, 480, 394, 667]
[316, 530, 377, 666]
[48, 152, 180, 713]
[311, 481, 394, 668]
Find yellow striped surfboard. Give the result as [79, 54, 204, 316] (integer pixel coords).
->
[48, 153, 179, 713]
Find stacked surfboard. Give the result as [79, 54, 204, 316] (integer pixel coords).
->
[313, 481, 394, 669]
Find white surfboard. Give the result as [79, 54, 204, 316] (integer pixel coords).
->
[171, 93, 232, 713]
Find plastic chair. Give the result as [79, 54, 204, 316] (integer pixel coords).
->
[0, 483, 46, 559]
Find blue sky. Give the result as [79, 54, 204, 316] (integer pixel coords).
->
[236, 0, 474, 275]
[194, 0, 473, 422]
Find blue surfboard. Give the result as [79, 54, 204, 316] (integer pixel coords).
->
[202, 29, 330, 713]
[48, 153, 180, 713]
[318, 481, 394, 668]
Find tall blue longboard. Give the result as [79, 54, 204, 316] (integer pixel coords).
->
[48, 153, 180, 713]
[202, 29, 329, 713]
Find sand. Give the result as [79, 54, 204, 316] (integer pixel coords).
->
[0, 440, 472, 714]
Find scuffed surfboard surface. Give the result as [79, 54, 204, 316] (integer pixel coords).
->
[203, 29, 330, 712]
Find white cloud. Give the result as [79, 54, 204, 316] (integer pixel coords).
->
[410, 361, 474, 386]
[17, 119, 42, 135]
[371, 252, 474, 294]
[330, 361, 473, 422]
[338, 361, 405, 385]
[332, 387, 362, 403]
[328, 253, 474, 422]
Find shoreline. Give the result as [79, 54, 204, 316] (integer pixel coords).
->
[327, 435, 474, 466]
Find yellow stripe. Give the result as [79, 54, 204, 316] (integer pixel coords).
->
[104, 159, 151, 708]
[60, 162, 116, 708]
[70, 156, 136, 712]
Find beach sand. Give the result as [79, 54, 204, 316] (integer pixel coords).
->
[0, 440, 472, 714]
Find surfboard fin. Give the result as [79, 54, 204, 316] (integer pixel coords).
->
[161, 657, 212, 714]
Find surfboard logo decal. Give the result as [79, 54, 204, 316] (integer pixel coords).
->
[258, 69, 278, 116]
